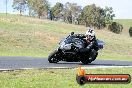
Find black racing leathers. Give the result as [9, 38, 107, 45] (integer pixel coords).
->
[73, 34, 98, 53]
[78, 37, 99, 53]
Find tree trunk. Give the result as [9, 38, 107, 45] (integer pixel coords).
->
[20, 9, 22, 16]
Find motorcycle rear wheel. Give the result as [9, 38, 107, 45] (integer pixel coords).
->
[81, 59, 91, 64]
[81, 50, 98, 64]
[89, 50, 98, 62]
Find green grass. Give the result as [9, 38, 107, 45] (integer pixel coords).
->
[0, 13, 132, 60]
[0, 67, 132, 88]
[115, 19, 132, 28]
[114, 19, 132, 36]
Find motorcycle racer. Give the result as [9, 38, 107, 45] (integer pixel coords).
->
[78, 27, 99, 56]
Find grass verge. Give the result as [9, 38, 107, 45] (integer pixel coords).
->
[0, 67, 132, 88]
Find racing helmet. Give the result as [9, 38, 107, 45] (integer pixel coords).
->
[85, 28, 95, 40]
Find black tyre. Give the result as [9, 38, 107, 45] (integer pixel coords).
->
[48, 50, 59, 63]
[81, 58, 91, 64]
[81, 51, 98, 64]
[89, 50, 98, 62]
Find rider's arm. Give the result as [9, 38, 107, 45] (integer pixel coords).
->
[79, 41, 95, 53]
[86, 41, 95, 50]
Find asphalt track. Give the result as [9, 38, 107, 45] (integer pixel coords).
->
[0, 56, 132, 70]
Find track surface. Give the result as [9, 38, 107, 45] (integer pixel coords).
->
[0, 56, 132, 70]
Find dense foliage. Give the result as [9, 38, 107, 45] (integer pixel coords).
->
[129, 27, 132, 37]
[12, 0, 124, 34]
[108, 22, 123, 34]
[12, 0, 115, 27]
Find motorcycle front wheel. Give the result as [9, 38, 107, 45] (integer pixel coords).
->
[48, 50, 59, 63]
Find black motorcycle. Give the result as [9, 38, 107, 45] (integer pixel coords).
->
[48, 32, 104, 64]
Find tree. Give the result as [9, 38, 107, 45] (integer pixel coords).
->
[78, 4, 115, 29]
[93, 8, 105, 29]
[12, 0, 27, 15]
[27, 0, 49, 18]
[5, 0, 8, 15]
[63, 2, 72, 23]
[104, 6, 115, 25]
[63, 2, 82, 24]
[78, 12, 85, 25]
[129, 27, 132, 37]
[81, 4, 101, 27]
[70, 3, 82, 24]
[51, 2, 63, 20]
[27, 0, 35, 16]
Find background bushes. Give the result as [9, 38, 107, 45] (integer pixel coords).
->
[108, 22, 123, 34]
